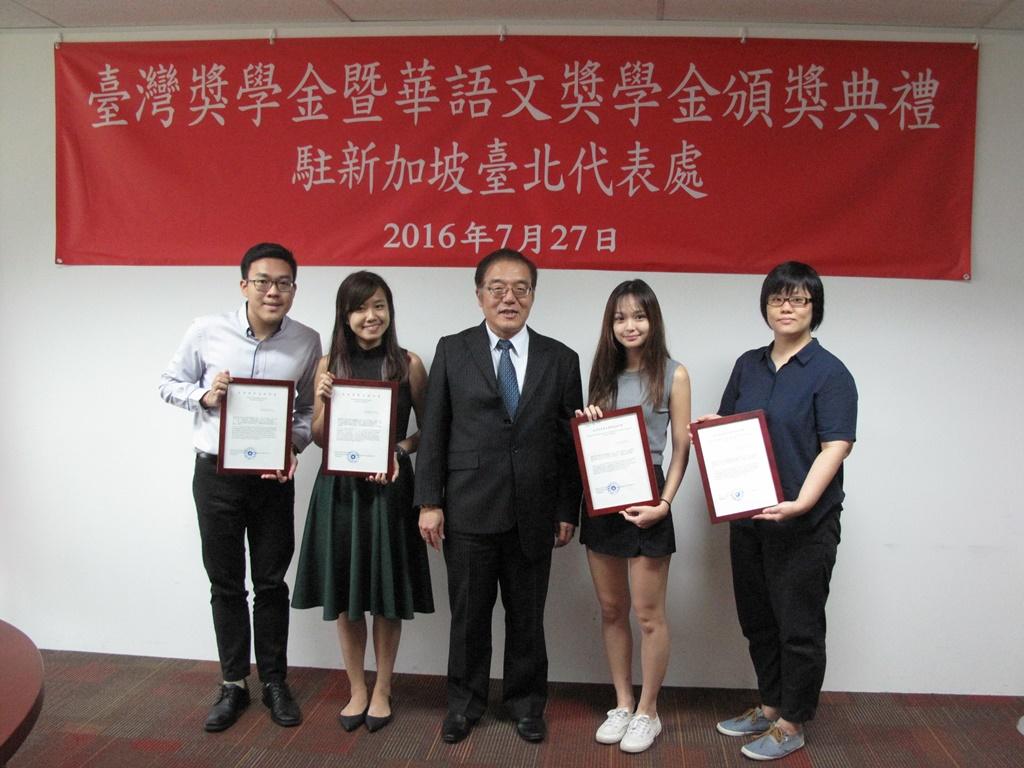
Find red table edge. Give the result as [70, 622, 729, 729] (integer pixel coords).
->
[0, 620, 45, 766]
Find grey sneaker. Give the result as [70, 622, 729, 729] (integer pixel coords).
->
[740, 724, 805, 761]
[717, 706, 772, 736]
[619, 714, 661, 753]
[595, 708, 633, 744]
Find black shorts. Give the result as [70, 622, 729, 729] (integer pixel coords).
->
[579, 466, 674, 558]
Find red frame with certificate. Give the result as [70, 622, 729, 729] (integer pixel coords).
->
[691, 409, 784, 523]
[571, 405, 660, 518]
[217, 378, 294, 475]
[321, 378, 399, 478]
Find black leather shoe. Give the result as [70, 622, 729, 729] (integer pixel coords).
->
[337, 706, 367, 732]
[516, 716, 546, 743]
[441, 712, 477, 744]
[204, 684, 250, 732]
[262, 682, 302, 727]
[366, 697, 393, 733]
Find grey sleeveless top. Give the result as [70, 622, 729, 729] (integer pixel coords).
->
[614, 359, 679, 466]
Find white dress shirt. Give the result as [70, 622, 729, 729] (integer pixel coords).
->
[159, 303, 322, 455]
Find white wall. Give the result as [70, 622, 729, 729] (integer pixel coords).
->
[2, 22, 1022, 697]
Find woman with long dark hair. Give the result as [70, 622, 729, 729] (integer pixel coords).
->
[698, 261, 857, 761]
[293, 271, 433, 733]
[578, 279, 691, 754]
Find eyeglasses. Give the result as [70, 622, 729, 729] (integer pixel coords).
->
[246, 277, 295, 293]
[483, 283, 533, 299]
[766, 295, 811, 308]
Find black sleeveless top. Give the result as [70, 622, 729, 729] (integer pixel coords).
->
[345, 344, 413, 441]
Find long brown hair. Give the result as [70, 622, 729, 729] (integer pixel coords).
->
[327, 271, 409, 382]
[588, 280, 670, 409]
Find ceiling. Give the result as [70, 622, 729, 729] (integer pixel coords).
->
[1, 0, 1022, 32]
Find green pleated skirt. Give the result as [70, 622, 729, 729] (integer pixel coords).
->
[292, 457, 434, 621]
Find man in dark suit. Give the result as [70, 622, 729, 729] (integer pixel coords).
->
[415, 249, 583, 744]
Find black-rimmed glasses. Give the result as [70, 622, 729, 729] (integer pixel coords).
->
[246, 277, 295, 293]
[766, 295, 811, 307]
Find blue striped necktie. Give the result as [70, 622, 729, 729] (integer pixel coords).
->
[496, 339, 520, 419]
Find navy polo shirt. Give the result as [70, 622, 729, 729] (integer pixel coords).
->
[718, 338, 857, 528]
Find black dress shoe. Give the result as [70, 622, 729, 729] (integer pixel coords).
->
[441, 712, 477, 743]
[204, 684, 250, 732]
[337, 706, 367, 732]
[366, 697, 393, 733]
[262, 682, 302, 727]
[516, 716, 546, 743]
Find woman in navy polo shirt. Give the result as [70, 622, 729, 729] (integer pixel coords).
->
[698, 261, 857, 761]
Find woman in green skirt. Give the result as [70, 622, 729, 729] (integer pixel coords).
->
[293, 271, 434, 733]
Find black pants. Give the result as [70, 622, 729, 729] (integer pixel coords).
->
[443, 528, 551, 720]
[193, 456, 295, 683]
[729, 512, 840, 723]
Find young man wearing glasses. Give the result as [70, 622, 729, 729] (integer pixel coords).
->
[159, 243, 321, 733]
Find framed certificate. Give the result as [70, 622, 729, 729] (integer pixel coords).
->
[217, 378, 294, 475]
[322, 378, 398, 477]
[692, 409, 783, 523]
[572, 406, 659, 518]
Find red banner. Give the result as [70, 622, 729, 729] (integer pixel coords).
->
[55, 36, 976, 279]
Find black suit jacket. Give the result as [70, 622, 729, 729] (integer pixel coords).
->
[414, 323, 583, 560]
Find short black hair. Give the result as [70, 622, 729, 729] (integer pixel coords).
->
[760, 261, 825, 330]
[474, 248, 538, 289]
[240, 242, 297, 281]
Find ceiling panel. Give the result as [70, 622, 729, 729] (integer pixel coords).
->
[988, 0, 1024, 28]
[663, 0, 1006, 28]
[18, 0, 349, 28]
[2, 0, 1022, 30]
[0, 0, 56, 27]
[338, 0, 661, 22]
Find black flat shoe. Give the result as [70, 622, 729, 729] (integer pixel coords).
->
[365, 697, 392, 733]
[516, 715, 546, 743]
[204, 684, 250, 732]
[262, 682, 302, 727]
[441, 712, 477, 744]
[338, 706, 368, 732]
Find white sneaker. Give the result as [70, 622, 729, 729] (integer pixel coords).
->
[595, 707, 633, 744]
[619, 713, 662, 753]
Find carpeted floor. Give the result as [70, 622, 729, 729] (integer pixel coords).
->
[8, 650, 1022, 767]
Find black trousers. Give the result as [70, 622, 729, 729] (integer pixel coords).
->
[443, 527, 552, 720]
[193, 456, 295, 683]
[729, 512, 840, 724]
